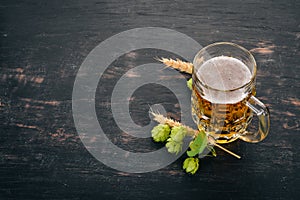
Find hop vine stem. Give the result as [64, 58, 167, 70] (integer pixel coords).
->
[150, 111, 241, 159]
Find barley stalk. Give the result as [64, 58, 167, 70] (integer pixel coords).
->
[150, 111, 241, 159]
[156, 57, 193, 74]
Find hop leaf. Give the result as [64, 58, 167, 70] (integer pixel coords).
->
[207, 145, 217, 157]
[211, 147, 217, 157]
[151, 124, 171, 142]
[165, 138, 182, 154]
[187, 130, 208, 157]
[170, 126, 187, 142]
[187, 78, 192, 90]
[183, 157, 199, 174]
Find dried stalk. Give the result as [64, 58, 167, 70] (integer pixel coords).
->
[156, 57, 193, 74]
[213, 144, 241, 159]
[150, 111, 198, 136]
[150, 112, 241, 159]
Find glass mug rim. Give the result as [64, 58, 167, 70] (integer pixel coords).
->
[193, 42, 257, 93]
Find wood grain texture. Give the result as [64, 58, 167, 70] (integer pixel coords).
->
[0, 0, 299, 199]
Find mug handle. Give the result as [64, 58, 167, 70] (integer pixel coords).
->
[239, 96, 270, 143]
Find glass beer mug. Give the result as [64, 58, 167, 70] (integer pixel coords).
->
[191, 42, 270, 144]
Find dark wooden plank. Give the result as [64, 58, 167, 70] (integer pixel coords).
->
[0, 0, 299, 199]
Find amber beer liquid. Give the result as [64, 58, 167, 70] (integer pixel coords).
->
[191, 56, 255, 143]
[192, 42, 270, 144]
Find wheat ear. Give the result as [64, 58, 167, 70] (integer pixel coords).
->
[150, 111, 241, 159]
[156, 57, 193, 74]
[150, 111, 199, 136]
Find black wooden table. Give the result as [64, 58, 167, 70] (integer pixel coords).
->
[1, 0, 299, 199]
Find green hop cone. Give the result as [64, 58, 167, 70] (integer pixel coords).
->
[151, 124, 171, 142]
[183, 157, 199, 174]
[165, 138, 182, 154]
[165, 126, 187, 154]
[187, 78, 192, 90]
[170, 126, 187, 142]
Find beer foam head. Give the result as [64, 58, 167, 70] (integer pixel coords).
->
[196, 56, 252, 104]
